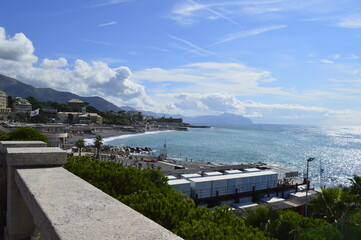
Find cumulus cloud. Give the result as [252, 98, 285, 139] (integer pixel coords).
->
[40, 58, 68, 68]
[0, 27, 37, 64]
[158, 92, 245, 116]
[0, 27, 150, 109]
[131, 62, 284, 96]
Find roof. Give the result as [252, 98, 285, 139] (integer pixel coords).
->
[67, 99, 84, 103]
[168, 179, 191, 185]
[189, 170, 278, 183]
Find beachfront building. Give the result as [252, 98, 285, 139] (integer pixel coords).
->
[0, 91, 11, 119]
[126, 111, 144, 122]
[67, 99, 86, 113]
[56, 112, 103, 125]
[12, 97, 32, 114]
[154, 117, 183, 127]
[78, 113, 103, 125]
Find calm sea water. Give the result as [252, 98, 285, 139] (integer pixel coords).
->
[103, 125, 361, 187]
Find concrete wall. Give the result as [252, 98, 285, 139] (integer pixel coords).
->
[1, 141, 182, 240]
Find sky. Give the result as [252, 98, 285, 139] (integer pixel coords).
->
[0, 0, 361, 125]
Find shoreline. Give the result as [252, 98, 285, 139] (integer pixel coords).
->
[66, 128, 176, 145]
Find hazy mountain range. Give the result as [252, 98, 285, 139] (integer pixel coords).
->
[0, 74, 252, 125]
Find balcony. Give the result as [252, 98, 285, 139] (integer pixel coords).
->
[0, 141, 182, 240]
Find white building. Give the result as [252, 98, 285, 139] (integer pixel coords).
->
[0, 91, 11, 119]
[12, 97, 32, 113]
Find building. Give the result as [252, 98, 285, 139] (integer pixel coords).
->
[56, 112, 103, 125]
[126, 111, 144, 122]
[67, 99, 86, 113]
[0, 91, 7, 108]
[154, 117, 183, 127]
[0, 91, 11, 119]
[12, 97, 32, 114]
[78, 113, 103, 124]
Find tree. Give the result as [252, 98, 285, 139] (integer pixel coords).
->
[94, 135, 103, 158]
[64, 156, 271, 240]
[75, 139, 86, 156]
[245, 205, 278, 235]
[309, 187, 357, 223]
[0, 127, 48, 142]
[26, 96, 42, 110]
[67, 114, 74, 124]
[349, 175, 361, 196]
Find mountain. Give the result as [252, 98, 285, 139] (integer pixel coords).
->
[183, 113, 253, 125]
[143, 110, 253, 126]
[0, 74, 253, 125]
[0, 74, 122, 111]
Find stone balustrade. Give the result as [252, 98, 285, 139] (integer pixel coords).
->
[0, 141, 182, 240]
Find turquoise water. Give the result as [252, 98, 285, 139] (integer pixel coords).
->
[104, 125, 361, 187]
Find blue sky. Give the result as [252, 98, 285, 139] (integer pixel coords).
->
[1, 0, 361, 125]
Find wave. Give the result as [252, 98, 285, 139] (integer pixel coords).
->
[84, 130, 175, 145]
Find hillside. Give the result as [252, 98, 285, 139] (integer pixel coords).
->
[183, 113, 253, 125]
[0, 74, 122, 111]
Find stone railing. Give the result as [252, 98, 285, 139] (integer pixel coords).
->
[0, 141, 182, 240]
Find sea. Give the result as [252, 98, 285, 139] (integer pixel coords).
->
[101, 124, 361, 187]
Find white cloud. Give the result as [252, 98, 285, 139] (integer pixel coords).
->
[40, 58, 68, 69]
[319, 59, 334, 64]
[80, 39, 112, 45]
[347, 54, 359, 60]
[98, 21, 117, 27]
[337, 14, 361, 28]
[0, 27, 37, 64]
[170, 0, 285, 24]
[0, 27, 151, 109]
[131, 62, 286, 97]
[208, 25, 287, 47]
[90, 0, 129, 8]
[158, 92, 245, 115]
[168, 34, 215, 56]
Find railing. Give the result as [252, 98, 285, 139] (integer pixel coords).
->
[0, 141, 182, 240]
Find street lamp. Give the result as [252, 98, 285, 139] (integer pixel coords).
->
[305, 157, 315, 217]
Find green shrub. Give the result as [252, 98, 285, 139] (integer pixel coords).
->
[0, 127, 48, 142]
[65, 156, 271, 240]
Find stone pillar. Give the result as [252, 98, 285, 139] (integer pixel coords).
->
[0, 142, 47, 239]
[0, 141, 65, 240]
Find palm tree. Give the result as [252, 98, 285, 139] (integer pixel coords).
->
[309, 186, 357, 223]
[245, 205, 278, 234]
[94, 135, 103, 158]
[75, 139, 85, 156]
[349, 175, 361, 195]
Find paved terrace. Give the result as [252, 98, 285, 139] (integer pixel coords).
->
[0, 141, 182, 240]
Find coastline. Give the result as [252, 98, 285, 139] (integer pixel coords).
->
[67, 128, 176, 145]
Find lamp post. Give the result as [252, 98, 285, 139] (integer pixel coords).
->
[305, 157, 315, 217]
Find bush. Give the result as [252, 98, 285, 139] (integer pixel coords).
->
[64, 156, 271, 240]
[0, 127, 48, 142]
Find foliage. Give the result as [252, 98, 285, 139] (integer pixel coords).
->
[64, 156, 271, 240]
[26, 96, 42, 110]
[309, 186, 358, 223]
[348, 175, 361, 202]
[93, 135, 103, 158]
[244, 206, 340, 240]
[75, 139, 85, 156]
[0, 127, 48, 142]
[245, 205, 278, 233]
